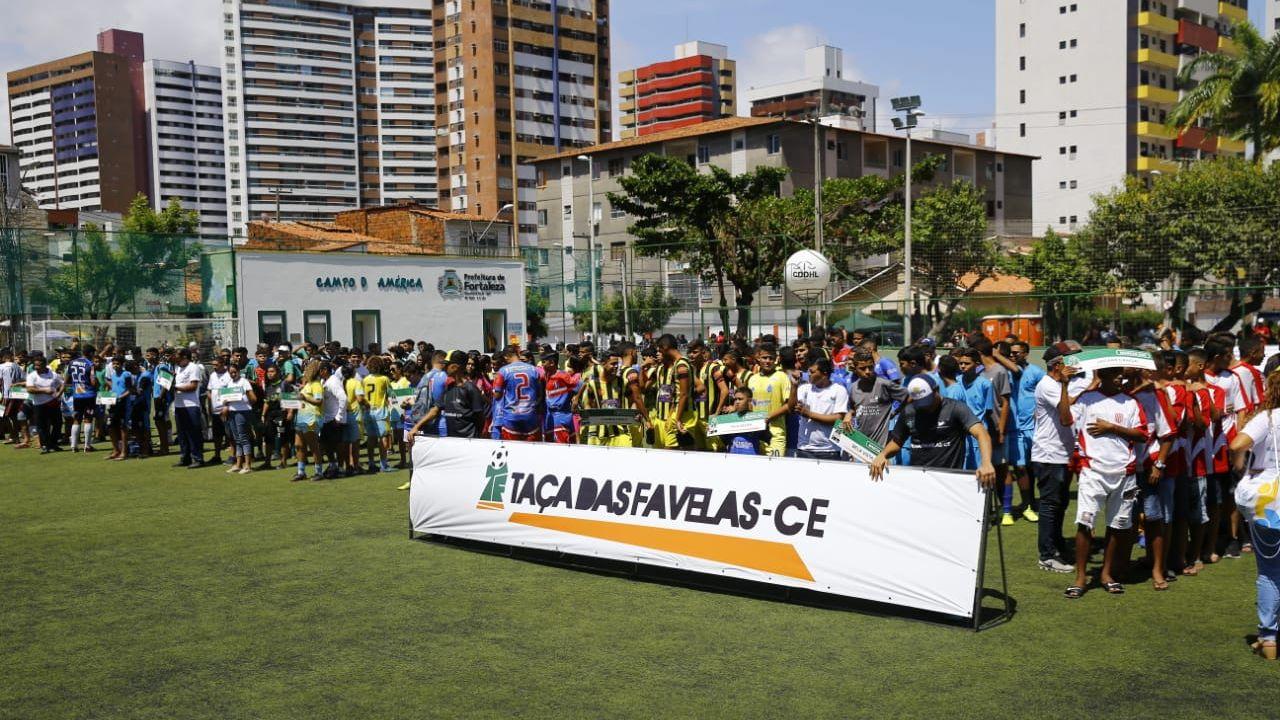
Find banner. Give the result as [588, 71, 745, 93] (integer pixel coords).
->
[410, 438, 988, 619]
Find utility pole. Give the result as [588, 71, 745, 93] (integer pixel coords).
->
[891, 95, 924, 345]
[620, 249, 630, 339]
[267, 186, 293, 222]
[577, 155, 598, 340]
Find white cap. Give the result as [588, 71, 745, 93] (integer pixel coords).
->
[277, 345, 290, 353]
[906, 376, 936, 407]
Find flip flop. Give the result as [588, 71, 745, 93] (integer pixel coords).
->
[1152, 578, 1168, 591]
[1064, 586, 1085, 599]
[1103, 582, 1125, 595]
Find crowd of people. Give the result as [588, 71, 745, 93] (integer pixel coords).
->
[1, 325, 1277, 657]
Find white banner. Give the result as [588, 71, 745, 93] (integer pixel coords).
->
[410, 438, 989, 619]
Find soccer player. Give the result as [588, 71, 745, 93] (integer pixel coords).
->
[689, 339, 730, 451]
[67, 346, 99, 452]
[745, 343, 792, 457]
[957, 349, 997, 475]
[415, 352, 488, 438]
[362, 356, 393, 473]
[972, 337, 1019, 525]
[1064, 366, 1148, 599]
[25, 354, 64, 453]
[580, 347, 646, 447]
[492, 345, 544, 442]
[344, 359, 368, 476]
[1003, 340, 1043, 522]
[719, 387, 772, 455]
[860, 332, 902, 383]
[650, 334, 697, 449]
[545, 352, 584, 444]
[1205, 339, 1245, 561]
[1130, 358, 1178, 590]
[844, 349, 909, 446]
[869, 375, 996, 484]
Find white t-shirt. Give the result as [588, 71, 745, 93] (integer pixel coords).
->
[1232, 363, 1264, 412]
[796, 382, 849, 453]
[1241, 409, 1280, 475]
[322, 373, 348, 423]
[25, 369, 63, 405]
[1031, 375, 1074, 465]
[1, 360, 18, 397]
[221, 377, 253, 413]
[1072, 390, 1146, 475]
[207, 370, 231, 411]
[173, 362, 205, 409]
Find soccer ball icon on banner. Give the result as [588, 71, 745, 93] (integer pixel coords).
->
[477, 446, 509, 511]
[489, 447, 508, 471]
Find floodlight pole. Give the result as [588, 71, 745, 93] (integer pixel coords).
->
[904, 127, 912, 346]
[577, 155, 598, 340]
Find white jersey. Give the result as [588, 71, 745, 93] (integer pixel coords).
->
[1230, 363, 1265, 413]
[1131, 388, 1176, 466]
[1031, 375, 1074, 465]
[1072, 390, 1147, 475]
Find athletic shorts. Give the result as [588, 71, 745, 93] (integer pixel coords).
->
[587, 432, 632, 448]
[1076, 467, 1138, 531]
[364, 408, 388, 439]
[72, 396, 96, 417]
[1174, 475, 1210, 525]
[1009, 430, 1032, 467]
[342, 415, 362, 443]
[655, 411, 698, 450]
[500, 426, 543, 442]
[549, 425, 574, 444]
[294, 415, 319, 434]
[1137, 476, 1175, 523]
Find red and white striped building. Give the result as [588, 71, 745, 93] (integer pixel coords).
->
[618, 41, 736, 139]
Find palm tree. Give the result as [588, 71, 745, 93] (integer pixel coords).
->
[1168, 20, 1280, 163]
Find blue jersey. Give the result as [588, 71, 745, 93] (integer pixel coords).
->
[110, 370, 133, 396]
[940, 379, 967, 403]
[494, 361, 543, 427]
[153, 362, 172, 402]
[68, 357, 96, 399]
[874, 357, 902, 383]
[1012, 364, 1045, 433]
[960, 373, 996, 433]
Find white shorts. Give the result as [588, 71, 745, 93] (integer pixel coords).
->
[1076, 467, 1138, 531]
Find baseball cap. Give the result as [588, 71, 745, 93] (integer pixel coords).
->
[276, 345, 290, 353]
[906, 375, 937, 408]
[916, 337, 937, 348]
[1043, 340, 1083, 370]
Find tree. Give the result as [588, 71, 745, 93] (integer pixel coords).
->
[573, 285, 681, 337]
[908, 179, 996, 339]
[1004, 230, 1114, 341]
[33, 194, 199, 319]
[607, 155, 786, 336]
[1168, 19, 1280, 162]
[1080, 158, 1280, 333]
[525, 286, 549, 341]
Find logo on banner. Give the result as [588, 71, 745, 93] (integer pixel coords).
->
[477, 447, 509, 510]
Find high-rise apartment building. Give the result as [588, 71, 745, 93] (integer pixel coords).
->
[995, 0, 1249, 234]
[6, 29, 150, 213]
[144, 60, 227, 238]
[618, 41, 736, 139]
[432, 0, 612, 248]
[745, 45, 878, 129]
[1268, 0, 1279, 35]
[221, 0, 436, 238]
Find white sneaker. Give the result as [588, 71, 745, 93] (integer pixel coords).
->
[1038, 558, 1075, 573]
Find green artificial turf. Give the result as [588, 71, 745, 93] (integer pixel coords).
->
[1, 448, 1274, 719]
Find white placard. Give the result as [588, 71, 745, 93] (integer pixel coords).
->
[410, 438, 988, 619]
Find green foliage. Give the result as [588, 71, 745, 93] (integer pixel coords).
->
[573, 285, 682, 336]
[1169, 19, 1280, 160]
[32, 194, 199, 319]
[1079, 157, 1280, 331]
[525, 287, 549, 341]
[1005, 230, 1113, 341]
[907, 179, 993, 338]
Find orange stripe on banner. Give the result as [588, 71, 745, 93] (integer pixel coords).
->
[476, 501, 505, 511]
[508, 512, 813, 581]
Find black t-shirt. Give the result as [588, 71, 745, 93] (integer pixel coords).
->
[889, 398, 980, 470]
[441, 380, 488, 438]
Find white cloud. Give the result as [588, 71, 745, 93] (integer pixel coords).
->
[1, 0, 221, 143]
[737, 23, 868, 100]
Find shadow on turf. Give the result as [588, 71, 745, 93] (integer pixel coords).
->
[411, 532, 1017, 632]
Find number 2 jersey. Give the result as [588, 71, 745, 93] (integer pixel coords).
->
[492, 361, 544, 433]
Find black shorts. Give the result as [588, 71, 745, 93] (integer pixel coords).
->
[320, 420, 345, 446]
[72, 397, 96, 417]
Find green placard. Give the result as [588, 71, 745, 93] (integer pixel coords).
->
[579, 408, 641, 426]
[7, 386, 30, 401]
[279, 391, 302, 410]
[707, 411, 767, 437]
[96, 390, 117, 406]
[155, 368, 174, 390]
[391, 386, 415, 400]
[218, 386, 245, 403]
[829, 427, 884, 464]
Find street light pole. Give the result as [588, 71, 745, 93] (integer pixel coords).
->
[619, 249, 630, 339]
[577, 154, 598, 340]
[891, 95, 924, 345]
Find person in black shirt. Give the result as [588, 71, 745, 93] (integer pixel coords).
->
[870, 375, 997, 487]
[417, 351, 487, 439]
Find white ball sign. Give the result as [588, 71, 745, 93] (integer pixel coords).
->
[784, 249, 832, 300]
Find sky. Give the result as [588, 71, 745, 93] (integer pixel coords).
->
[0, 0, 1270, 145]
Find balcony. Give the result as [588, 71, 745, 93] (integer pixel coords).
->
[1136, 84, 1179, 104]
[1136, 156, 1180, 173]
[1135, 47, 1180, 71]
[1219, 35, 1240, 56]
[1136, 121, 1177, 140]
[1218, 136, 1246, 153]
[1218, 1, 1247, 24]
[1176, 126, 1218, 153]
[1135, 11, 1178, 34]
[1177, 19, 1219, 54]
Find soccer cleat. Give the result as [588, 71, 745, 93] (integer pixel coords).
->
[1021, 507, 1039, 523]
[1001, 513, 1015, 526]
[396, 481, 411, 491]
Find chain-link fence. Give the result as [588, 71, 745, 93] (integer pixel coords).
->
[29, 318, 241, 359]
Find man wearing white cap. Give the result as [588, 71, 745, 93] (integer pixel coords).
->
[869, 374, 996, 487]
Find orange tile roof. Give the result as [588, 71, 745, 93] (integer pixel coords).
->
[348, 205, 503, 223]
[242, 221, 439, 255]
[537, 116, 782, 161]
[959, 272, 1034, 294]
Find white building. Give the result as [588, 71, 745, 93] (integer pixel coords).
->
[221, 0, 436, 238]
[144, 59, 227, 239]
[743, 45, 879, 131]
[995, 0, 1249, 235]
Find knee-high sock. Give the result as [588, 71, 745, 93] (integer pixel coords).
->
[69, 422, 80, 450]
[1002, 483, 1014, 514]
